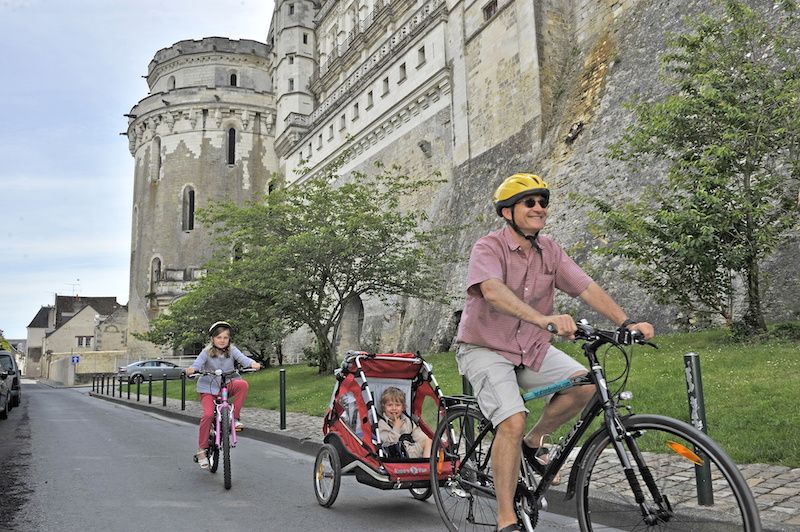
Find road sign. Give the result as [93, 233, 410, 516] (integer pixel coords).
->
[71, 355, 80, 364]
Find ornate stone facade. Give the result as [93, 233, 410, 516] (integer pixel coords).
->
[127, 0, 800, 360]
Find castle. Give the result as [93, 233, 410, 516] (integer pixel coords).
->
[125, 0, 800, 360]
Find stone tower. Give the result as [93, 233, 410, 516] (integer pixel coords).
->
[125, 37, 279, 359]
[269, 0, 319, 162]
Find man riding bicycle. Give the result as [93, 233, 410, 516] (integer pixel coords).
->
[455, 173, 654, 532]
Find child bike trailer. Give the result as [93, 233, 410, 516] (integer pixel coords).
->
[313, 351, 450, 507]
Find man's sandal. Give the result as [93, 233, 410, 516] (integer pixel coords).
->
[496, 524, 522, 532]
[194, 450, 209, 469]
[522, 436, 561, 485]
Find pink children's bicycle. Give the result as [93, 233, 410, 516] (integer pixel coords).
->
[190, 368, 255, 489]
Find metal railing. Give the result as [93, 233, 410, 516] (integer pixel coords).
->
[91, 368, 290, 428]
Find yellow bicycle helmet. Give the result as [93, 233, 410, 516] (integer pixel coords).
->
[493, 173, 550, 216]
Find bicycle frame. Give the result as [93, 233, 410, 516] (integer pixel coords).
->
[212, 374, 237, 448]
[520, 333, 658, 504]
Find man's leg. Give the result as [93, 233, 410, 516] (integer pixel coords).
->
[456, 344, 528, 530]
[494, 412, 526, 529]
[524, 371, 594, 448]
[516, 347, 594, 450]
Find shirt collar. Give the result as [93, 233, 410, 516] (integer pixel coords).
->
[501, 224, 541, 251]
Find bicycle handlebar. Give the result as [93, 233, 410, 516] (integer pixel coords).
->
[187, 368, 259, 379]
[548, 320, 657, 348]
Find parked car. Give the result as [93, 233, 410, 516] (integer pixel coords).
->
[118, 360, 185, 384]
[0, 370, 10, 420]
[0, 350, 21, 408]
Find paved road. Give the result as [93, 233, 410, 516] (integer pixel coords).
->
[1, 382, 588, 531]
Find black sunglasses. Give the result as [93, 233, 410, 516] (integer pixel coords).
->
[519, 196, 549, 209]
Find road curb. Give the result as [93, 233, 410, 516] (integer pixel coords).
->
[90, 391, 323, 458]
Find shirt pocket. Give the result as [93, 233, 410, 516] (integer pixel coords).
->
[530, 273, 555, 307]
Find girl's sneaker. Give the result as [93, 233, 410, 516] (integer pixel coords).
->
[195, 450, 209, 469]
[235, 420, 244, 431]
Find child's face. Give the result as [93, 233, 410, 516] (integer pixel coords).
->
[212, 330, 231, 349]
[383, 399, 404, 419]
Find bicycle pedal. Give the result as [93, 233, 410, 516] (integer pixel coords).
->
[539, 497, 548, 511]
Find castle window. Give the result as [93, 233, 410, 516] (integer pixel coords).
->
[352, 102, 359, 120]
[318, 133, 323, 149]
[367, 90, 374, 109]
[168, 76, 176, 90]
[150, 257, 162, 309]
[339, 114, 346, 131]
[229, 73, 237, 86]
[483, 0, 498, 20]
[151, 137, 162, 181]
[303, 33, 308, 45]
[328, 124, 334, 140]
[382, 77, 389, 96]
[288, 54, 294, 65]
[182, 187, 195, 231]
[227, 128, 236, 165]
[288, 3, 294, 15]
[289, 78, 295, 91]
[398, 63, 407, 83]
[417, 46, 426, 67]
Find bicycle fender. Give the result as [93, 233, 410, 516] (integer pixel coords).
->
[564, 413, 635, 501]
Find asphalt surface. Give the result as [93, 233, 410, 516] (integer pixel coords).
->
[80, 378, 800, 531]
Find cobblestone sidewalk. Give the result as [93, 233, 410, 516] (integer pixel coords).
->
[91, 390, 800, 531]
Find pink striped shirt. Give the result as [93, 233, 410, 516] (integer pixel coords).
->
[456, 225, 592, 371]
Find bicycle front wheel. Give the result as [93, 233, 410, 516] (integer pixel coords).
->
[221, 408, 232, 489]
[430, 405, 498, 531]
[575, 414, 761, 531]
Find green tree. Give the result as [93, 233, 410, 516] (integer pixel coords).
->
[591, 0, 800, 333]
[136, 269, 288, 366]
[194, 162, 449, 373]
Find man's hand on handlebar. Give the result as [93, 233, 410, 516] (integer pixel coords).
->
[623, 321, 655, 341]
[541, 314, 578, 340]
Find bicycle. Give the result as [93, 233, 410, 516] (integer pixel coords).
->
[190, 368, 256, 489]
[430, 320, 761, 531]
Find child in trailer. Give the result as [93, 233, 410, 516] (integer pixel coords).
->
[377, 386, 432, 459]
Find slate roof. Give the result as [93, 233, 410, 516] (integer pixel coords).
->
[27, 306, 52, 328]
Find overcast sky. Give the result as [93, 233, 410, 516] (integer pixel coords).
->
[0, 0, 275, 339]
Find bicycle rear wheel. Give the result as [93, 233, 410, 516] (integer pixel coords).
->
[575, 414, 761, 531]
[221, 408, 232, 489]
[430, 405, 498, 531]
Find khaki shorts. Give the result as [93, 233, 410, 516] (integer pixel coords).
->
[456, 343, 586, 427]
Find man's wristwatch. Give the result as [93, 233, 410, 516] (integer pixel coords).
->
[620, 318, 637, 328]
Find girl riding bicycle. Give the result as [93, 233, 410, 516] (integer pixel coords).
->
[186, 321, 261, 469]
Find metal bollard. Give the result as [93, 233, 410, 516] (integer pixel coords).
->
[92, 375, 96, 393]
[127, 377, 131, 400]
[118, 376, 122, 398]
[684, 352, 714, 505]
[101, 374, 105, 394]
[136, 378, 141, 401]
[162, 374, 167, 406]
[148, 375, 153, 404]
[181, 373, 186, 411]
[279, 369, 286, 430]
